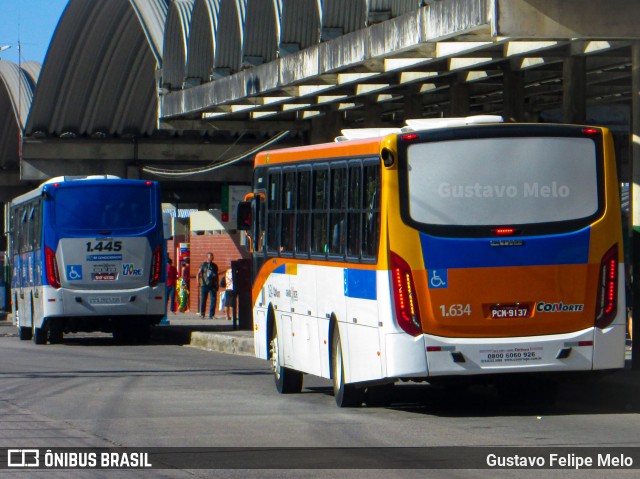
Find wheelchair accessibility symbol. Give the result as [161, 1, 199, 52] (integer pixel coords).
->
[66, 265, 83, 281]
[429, 269, 448, 289]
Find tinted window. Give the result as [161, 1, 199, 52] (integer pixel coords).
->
[407, 137, 599, 226]
[53, 185, 154, 232]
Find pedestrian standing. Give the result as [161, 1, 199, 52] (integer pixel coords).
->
[220, 267, 236, 321]
[166, 258, 178, 314]
[197, 252, 219, 319]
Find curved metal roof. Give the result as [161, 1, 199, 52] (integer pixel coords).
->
[213, 0, 246, 75]
[25, 0, 169, 138]
[0, 60, 40, 169]
[280, 0, 321, 55]
[321, 0, 368, 39]
[242, 0, 282, 67]
[185, 0, 221, 84]
[369, 0, 423, 20]
[163, 0, 195, 90]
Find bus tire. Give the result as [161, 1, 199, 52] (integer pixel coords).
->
[32, 325, 46, 345]
[270, 321, 303, 394]
[47, 319, 64, 344]
[134, 323, 151, 345]
[331, 325, 364, 407]
[19, 326, 32, 341]
[365, 383, 394, 407]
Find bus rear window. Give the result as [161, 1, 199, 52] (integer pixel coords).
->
[53, 185, 154, 232]
[407, 137, 599, 226]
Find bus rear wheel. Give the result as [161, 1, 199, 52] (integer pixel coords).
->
[47, 319, 64, 344]
[270, 322, 303, 394]
[32, 324, 46, 345]
[331, 326, 364, 407]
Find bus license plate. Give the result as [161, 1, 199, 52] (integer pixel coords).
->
[88, 297, 121, 305]
[490, 304, 530, 319]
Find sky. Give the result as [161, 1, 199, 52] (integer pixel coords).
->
[0, 0, 69, 65]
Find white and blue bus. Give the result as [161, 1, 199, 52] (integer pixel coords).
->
[7, 176, 166, 344]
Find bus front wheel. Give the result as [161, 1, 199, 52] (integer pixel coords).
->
[331, 326, 364, 407]
[270, 322, 303, 394]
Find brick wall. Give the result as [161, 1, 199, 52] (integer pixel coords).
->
[184, 233, 250, 314]
[166, 235, 186, 265]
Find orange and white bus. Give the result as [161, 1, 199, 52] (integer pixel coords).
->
[237, 117, 626, 407]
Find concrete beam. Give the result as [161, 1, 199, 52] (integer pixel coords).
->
[20, 138, 297, 181]
[160, 119, 309, 132]
[494, 0, 640, 39]
[161, 0, 491, 119]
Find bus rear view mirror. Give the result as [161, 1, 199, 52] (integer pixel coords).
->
[237, 201, 252, 231]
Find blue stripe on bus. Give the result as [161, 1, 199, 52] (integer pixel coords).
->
[420, 227, 591, 270]
[273, 265, 286, 274]
[344, 269, 377, 300]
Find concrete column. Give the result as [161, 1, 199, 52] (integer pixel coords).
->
[362, 100, 383, 128]
[403, 86, 423, 121]
[449, 81, 470, 117]
[562, 55, 586, 124]
[309, 107, 345, 144]
[631, 42, 640, 369]
[502, 63, 525, 122]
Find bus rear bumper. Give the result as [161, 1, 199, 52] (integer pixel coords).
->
[423, 326, 626, 377]
[44, 286, 166, 317]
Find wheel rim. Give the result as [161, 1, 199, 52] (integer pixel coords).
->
[333, 339, 343, 393]
[270, 335, 281, 380]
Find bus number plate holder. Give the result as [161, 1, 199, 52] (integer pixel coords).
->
[489, 304, 530, 319]
[88, 297, 121, 305]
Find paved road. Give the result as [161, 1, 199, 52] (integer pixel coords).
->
[0, 323, 639, 478]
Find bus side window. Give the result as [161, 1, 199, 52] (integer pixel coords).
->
[20, 207, 28, 254]
[362, 163, 380, 260]
[29, 202, 41, 252]
[329, 165, 347, 257]
[296, 168, 311, 258]
[347, 161, 362, 260]
[280, 169, 296, 254]
[266, 171, 281, 255]
[311, 167, 328, 256]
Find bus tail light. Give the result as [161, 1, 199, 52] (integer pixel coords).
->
[390, 252, 423, 337]
[149, 246, 162, 287]
[45, 246, 61, 289]
[595, 244, 618, 329]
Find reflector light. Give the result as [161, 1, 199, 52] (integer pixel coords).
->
[582, 128, 599, 135]
[391, 252, 422, 337]
[595, 244, 618, 329]
[145, 181, 153, 186]
[45, 246, 61, 289]
[578, 341, 594, 347]
[427, 346, 442, 352]
[401, 133, 419, 141]
[493, 227, 517, 236]
[149, 246, 162, 287]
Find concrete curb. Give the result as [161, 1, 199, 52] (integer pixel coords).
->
[188, 331, 255, 356]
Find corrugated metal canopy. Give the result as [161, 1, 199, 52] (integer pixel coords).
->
[214, 0, 246, 76]
[163, 0, 195, 89]
[280, 0, 321, 54]
[186, 0, 221, 84]
[25, 0, 169, 138]
[321, 0, 367, 40]
[242, 0, 282, 67]
[0, 60, 40, 169]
